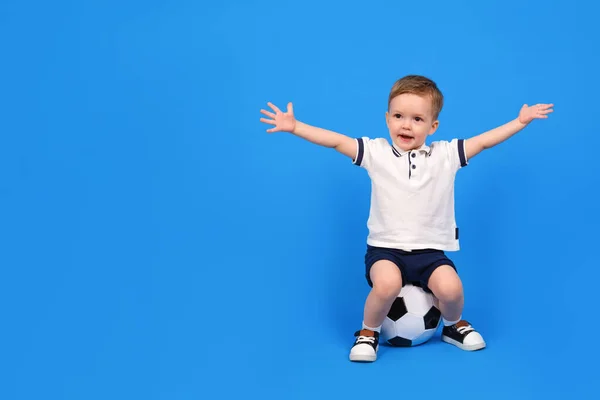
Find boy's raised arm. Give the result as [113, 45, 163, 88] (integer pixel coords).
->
[260, 102, 358, 160]
[465, 103, 554, 160]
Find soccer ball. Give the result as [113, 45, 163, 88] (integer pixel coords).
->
[381, 283, 442, 347]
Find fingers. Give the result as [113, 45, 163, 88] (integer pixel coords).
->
[260, 117, 276, 125]
[521, 103, 553, 121]
[267, 102, 282, 114]
[532, 104, 553, 120]
[259, 117, 280, 133]
[536, 103, 554, 116]
[260, 109, 276, 119]
[263, 101, 293, 115]
[261, 103, 279, 132]
[260, 101, 291, 134]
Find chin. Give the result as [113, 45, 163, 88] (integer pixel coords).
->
[394, 139, 413, 150]
[394, 137, 424, 151]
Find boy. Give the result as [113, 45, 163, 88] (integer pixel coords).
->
[259, 75, 553, 362]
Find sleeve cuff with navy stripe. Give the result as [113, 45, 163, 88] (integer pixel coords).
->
[353, 138, 364, 166]
[457, 139, 468, 167]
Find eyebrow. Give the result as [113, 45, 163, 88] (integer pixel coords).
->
[392, 110, 426, 118]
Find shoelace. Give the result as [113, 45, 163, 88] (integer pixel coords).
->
[456, 325, 474, 335]
[356, 335, 376, 344]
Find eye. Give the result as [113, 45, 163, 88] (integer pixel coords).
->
[394, 113, 402, 118]
[415, 117, 423, 122]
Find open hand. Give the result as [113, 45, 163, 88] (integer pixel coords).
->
[260, 102, 296, 133]
[518, 103, 554, 125]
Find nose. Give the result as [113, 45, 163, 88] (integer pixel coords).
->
[401, 118, 411, 129]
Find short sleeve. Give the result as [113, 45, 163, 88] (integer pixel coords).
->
[435, 138, 468, 172]
[352, 137, 369, 168]
[352, 137, 386, 170]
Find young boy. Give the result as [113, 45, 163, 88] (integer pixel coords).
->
[259, 75, 553, 362]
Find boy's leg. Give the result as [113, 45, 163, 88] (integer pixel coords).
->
[350, 259, 403, 362]
[363, 260, 403, 328]
[427, 265, 486, 351]
[427, 265, 464, 321]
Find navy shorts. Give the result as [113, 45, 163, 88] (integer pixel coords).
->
[364, 245, 457, 293]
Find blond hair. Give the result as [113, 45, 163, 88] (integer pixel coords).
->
[388, 75, 444, 120]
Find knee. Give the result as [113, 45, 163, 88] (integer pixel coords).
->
[434, 280, 463, 304]
[369, 260, 403, 299]
[429, 266, 463, 303]
[372, 278, 402, 299]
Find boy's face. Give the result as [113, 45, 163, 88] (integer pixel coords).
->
[385, 93, 439, 151]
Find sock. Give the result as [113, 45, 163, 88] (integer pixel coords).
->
[443, 316, 461, 327]
[362, 321, 381, 333]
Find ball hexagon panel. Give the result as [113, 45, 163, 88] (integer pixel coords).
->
[402, 285, 434, 316]
[381, 283, 442, 347]
[387, 297, 408, 321]
[394, 313, 426, 340]
[424, 306, 442, 330]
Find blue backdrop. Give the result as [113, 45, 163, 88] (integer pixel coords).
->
[1, 0, 598, 399]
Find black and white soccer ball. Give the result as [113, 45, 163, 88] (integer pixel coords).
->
[381, 283, 442, 347]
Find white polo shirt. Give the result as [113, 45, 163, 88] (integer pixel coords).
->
[353, 137, 468, 251]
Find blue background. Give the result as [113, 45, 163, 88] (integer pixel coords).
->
[1, 0, 598, 399]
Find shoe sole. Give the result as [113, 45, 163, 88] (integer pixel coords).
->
[349, 354, 377, 362]
[442, 336, 486, 351]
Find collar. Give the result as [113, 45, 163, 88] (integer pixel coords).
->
[391, 142, 432, 157]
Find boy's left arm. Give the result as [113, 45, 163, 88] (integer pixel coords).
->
[465, 103, 554, 160]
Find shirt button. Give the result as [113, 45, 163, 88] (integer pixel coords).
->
[411, 153, 416, 158]
[412, 164, 416, 169]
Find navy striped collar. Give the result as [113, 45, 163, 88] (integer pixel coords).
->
[391, 142, 432, 157]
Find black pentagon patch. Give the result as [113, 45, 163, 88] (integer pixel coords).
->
[387, 297, 408, 321]
[424, 306, 441, 330]
[387, 337, 412, 347]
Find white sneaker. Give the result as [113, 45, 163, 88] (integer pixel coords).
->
[441, 320, 486, 351]
[349, 329, 379, 362]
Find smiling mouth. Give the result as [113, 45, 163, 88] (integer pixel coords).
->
[398, 134, 414, 141]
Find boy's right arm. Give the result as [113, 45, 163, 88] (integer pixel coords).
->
[260, 102, 358, 160]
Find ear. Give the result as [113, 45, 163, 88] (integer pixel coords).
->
[385, 111, 390, 129]
[429, 120, 439, 135]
